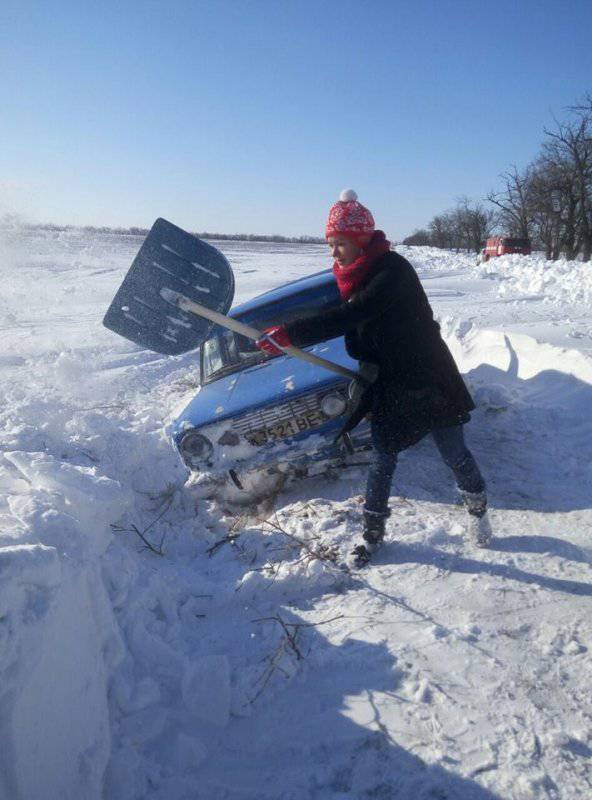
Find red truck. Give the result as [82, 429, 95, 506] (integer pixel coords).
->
[479, 236, 531, 262]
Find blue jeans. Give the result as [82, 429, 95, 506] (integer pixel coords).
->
[365, 424, 485, 517]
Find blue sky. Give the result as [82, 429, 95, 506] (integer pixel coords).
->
[1, 0, 591, 238]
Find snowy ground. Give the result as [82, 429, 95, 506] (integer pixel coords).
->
[1, 227, 591, 800]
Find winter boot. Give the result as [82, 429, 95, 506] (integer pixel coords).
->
[349, 511, 387, 568]
[460, 490, 492, 548]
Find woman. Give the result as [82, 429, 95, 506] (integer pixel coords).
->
[256, 190, 491, 566]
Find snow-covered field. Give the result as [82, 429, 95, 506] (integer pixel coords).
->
[1, 227, 591, 800]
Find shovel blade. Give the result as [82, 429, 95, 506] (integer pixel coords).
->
[103, 218, 235, 355]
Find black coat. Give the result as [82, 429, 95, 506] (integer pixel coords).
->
[285, 251, 475, 454]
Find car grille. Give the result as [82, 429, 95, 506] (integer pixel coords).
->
[231, 389, 344, 436]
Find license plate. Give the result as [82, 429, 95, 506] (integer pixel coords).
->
[245, 410, 325, 446]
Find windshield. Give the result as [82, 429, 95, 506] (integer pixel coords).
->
[201, 294, 341, 383]
[202, 329, 266, 381]
[502, 238, 530, 248]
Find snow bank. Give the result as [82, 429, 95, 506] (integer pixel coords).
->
[0, 437, 131, 799]
[0, 547, 120, 800]
[399, 244, 477, 273]
[443, 320, 592, 389]
[404, 245, 592, 309]
[0, 390, 188, 800]
[477, 253, 592, 306]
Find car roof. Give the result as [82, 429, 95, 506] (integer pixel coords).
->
[229, 268, 335, 318]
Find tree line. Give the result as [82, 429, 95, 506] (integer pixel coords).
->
[403, 93, 592, 261]
[7, 221, 325, 245]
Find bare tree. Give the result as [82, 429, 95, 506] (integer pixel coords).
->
[485, 95, 592, 261]
[541, 97, 592, 260]
[402, 229, 431, 246]
[528, 158, 566, 259]
[486, 165, 534, 240]
[404, 94, 592, 261]
[428, 213, 455, 249]
[403, 199, 494, 252]
[450, 197, 495, 252]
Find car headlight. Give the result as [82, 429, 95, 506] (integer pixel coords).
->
[179, 431, 213, 468]
[320, 392, 347, 418]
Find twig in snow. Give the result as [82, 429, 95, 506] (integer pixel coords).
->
[293, 500, 321, 518]
[252, 613, 346, 632]
[207, 531, 241, 556]
[142, 492, 175, 535]
[110, 493, 175, 556]
[249, 636, 292, 703]
[247, 612, 348, 704]
[256, 514, 340, 566]
[110, 521, 166, 556]
[252, 613, 347, 657]
[207, 513, 248, 557]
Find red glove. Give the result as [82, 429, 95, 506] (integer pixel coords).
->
[255, 325, 292, 357]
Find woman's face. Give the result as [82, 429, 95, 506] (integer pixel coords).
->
[327, 237, 362, 267]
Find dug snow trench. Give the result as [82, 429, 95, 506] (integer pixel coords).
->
[1, 325, 591, 800]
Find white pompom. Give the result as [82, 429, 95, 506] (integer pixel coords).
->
[339, 189, 358, 202]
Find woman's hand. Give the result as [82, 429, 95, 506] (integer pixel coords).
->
[255, 325, 292, 356]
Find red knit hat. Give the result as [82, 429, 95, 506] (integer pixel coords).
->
[325, 189, 375, 244]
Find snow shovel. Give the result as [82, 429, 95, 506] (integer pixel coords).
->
[103, 218, 363, 383]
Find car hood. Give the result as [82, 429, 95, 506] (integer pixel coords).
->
[171, 338, 359, 437]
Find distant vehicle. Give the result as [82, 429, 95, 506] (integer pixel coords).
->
[478, 236, 531, 263]
[170, 269, 371, 487]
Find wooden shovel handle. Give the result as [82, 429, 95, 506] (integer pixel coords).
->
[168, 292, 365, 384]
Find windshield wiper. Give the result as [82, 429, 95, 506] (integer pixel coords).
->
[238, 351, 267, 362]
[204, 353, 272, 382]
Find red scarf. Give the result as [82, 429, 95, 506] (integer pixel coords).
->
[332, 230, 391, 300]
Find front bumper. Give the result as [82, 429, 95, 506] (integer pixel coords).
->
[173, 414, 372, 477]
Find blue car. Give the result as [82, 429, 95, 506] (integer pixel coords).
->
[170, 268, 372, 485]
